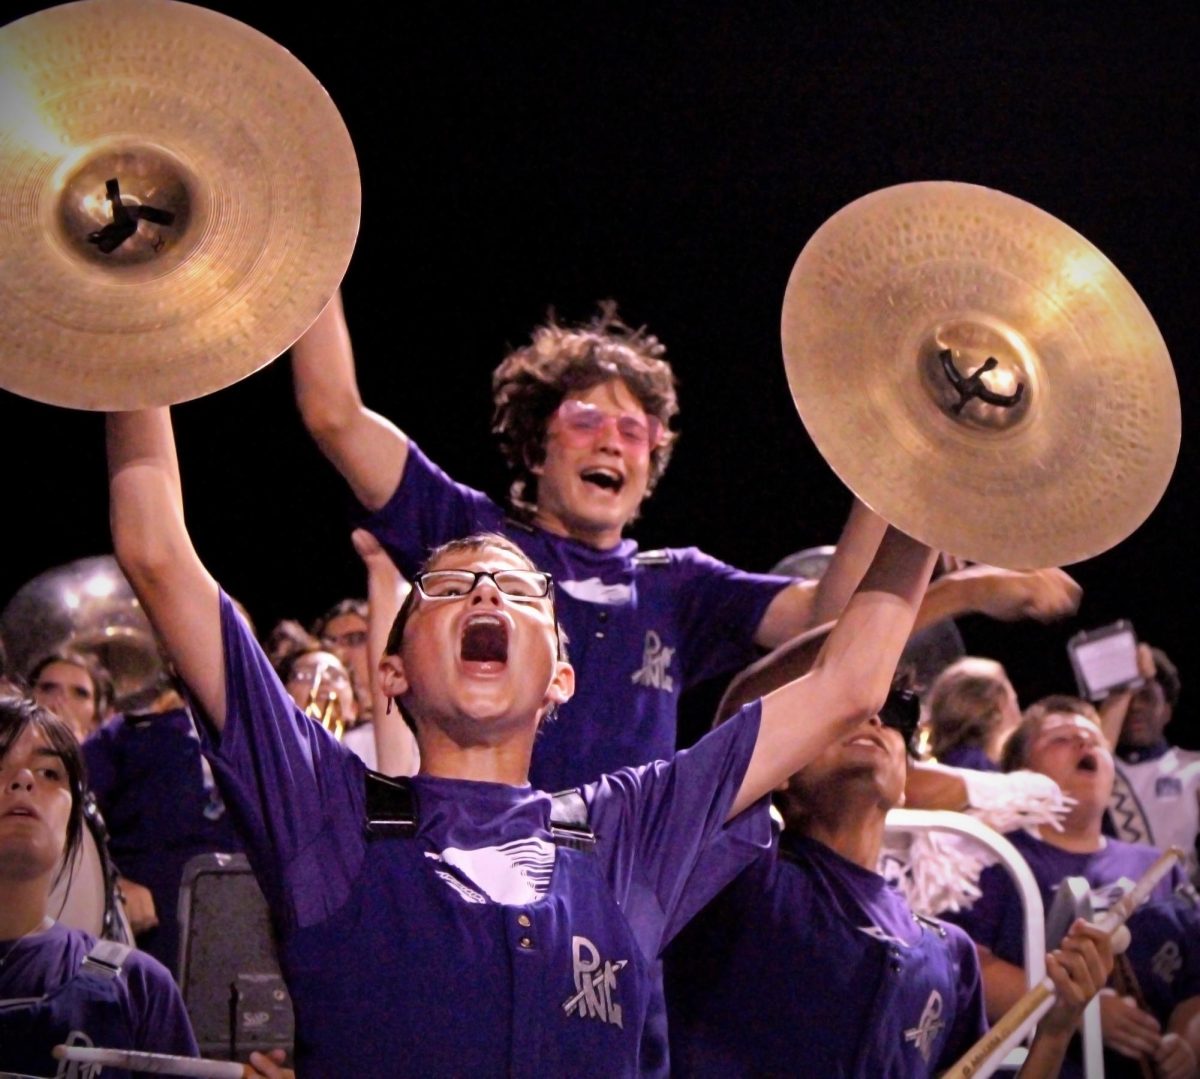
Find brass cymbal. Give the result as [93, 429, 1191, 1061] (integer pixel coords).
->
[0, 0, 360, 409]
[781, 182, 1179, 568]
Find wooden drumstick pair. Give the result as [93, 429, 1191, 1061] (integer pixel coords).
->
[941, 846, 1182, 1079]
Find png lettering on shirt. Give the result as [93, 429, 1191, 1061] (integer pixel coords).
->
[562, 935, 627, 1029]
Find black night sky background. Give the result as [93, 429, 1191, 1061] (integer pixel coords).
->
[1, 4, 1196, 749]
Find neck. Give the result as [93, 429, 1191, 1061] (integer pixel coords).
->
[792, 795, 888, 871]
[530, 507, 622, 551]
[1037, 806, 1106, 853]
[0, 875, 53, 942]
[416, 724, 534, 786]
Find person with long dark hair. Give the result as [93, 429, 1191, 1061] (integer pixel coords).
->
[0, 697, 197, 1076]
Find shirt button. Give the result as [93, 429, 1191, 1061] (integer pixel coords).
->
[594, 631, 605, 639]
[519, 936, 533, 949]
[598, 611, 609, 622]
[517, 914, 531, 928]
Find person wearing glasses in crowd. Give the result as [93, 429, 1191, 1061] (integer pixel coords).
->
[311, 599, 374, 723]
[277, 644, 375, 769]
[664, 684, 1115, 1078]
[290, 295, 1082, 793]
[107, 399, 946, 1076]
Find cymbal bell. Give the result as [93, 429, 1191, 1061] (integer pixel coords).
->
[0, 0, 360, 409]
[781, 182, 1179, 568]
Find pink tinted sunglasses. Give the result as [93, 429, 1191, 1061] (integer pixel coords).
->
[555, 398, 663, 450]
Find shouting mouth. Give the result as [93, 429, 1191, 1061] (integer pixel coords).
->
[461, 614, 509, 668]
[580, 468, 625, 494]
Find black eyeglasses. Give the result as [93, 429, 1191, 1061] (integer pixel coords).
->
[412, 569, 553, 601]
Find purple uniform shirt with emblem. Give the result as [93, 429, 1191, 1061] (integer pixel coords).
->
[0, 921, 197, 1077]
[664, 831, 986, 1077]
[83, 708, 243, 975]
[200, 592, 771, 1077]
[944, 829, 1193, 1079]
[361, 442, 790, 790]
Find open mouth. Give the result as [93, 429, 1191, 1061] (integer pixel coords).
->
[461, 615, 509, 665]
[1, 806, 38, 820]
[1076, 754, 1099, 773]
[580, 468, 625, 493]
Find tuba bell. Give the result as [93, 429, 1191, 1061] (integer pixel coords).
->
[0, 555, 169, 713]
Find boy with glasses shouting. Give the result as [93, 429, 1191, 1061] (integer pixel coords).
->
[107, 403, 937, 1076]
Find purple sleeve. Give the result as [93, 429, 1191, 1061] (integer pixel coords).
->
[126, 952, 199, 1055]
[941, 864, 1025, 966]
[937, 925, 989, 1069]
[669, 548, 791, 686]
[358, 440, 507, 577]
[583, 702, 773, 957]
[200, 592, 367, 929]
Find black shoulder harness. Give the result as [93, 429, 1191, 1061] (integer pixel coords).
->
[364, 771, 596, 850]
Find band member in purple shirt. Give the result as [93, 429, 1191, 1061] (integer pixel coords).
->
[946, 695, 1200, 1079]
[107, 402, 942, 1077]
[665, 686, 1114, 1078]
[0, 698, 198, 1077]
[290, 295, 1080, 791]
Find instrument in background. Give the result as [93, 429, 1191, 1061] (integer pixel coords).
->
[942, 847, 1182, 1079]
[304, 660, 346, 742]
[0, 0, 360, 409]
[0, 554, 167, 713]
[782, 182, 1179, 569]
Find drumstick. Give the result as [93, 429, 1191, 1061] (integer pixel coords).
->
[53, 1045, 248, 1077]
[941, 846, 1182, 1079]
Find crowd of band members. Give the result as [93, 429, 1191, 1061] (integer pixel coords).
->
[1, 294, 1197, 1077]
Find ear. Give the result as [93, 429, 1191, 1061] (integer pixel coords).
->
[543, 659, 575, 710]
[378, 653, 410, 700]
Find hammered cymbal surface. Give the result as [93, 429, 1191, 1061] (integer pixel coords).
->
[781, 181, 1179, 568]
[0, 0, 360, 409]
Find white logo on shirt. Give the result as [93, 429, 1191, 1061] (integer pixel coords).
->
[904, 990, 946, 1063]
[631, 631, 675, 692]
[562, 935, 628, 1029]
[559, 578, 632, 605]
[1152, 941, 1183, 984]
[425, 838, 556, 904]
[55, 1030, 100, 1078]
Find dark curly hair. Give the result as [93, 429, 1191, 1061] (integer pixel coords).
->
[491, 302, 680, 519]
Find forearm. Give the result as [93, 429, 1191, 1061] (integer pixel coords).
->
[1016, 1024, 1074, 1079]
[904, 761, 970, 810]
[980, 948, 1032, 1023]
[290, 291, 366, 433]
[364, 556, 418, 775]
[732, 527, 936, 816]
[106, 409, 225, 726]
[808, 497, 888, 627]
[107, 409, 191, 578]
[289, 291, 408, 510]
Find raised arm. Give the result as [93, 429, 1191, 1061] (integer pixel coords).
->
[350, 528, 418, 775]
[107, 409, 225, 726]
[290, 290, 409, 510]
[730, 526, 937, 818]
